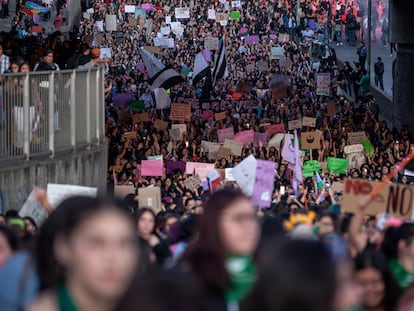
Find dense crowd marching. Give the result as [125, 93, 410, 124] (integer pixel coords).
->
[1, 0, 414, 310]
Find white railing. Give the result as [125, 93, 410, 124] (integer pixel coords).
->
[0, 67, 105, 162]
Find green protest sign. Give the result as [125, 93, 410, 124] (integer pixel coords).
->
[302, 160, 321, 177]
[361, 139, 374, 158]
[130, 100, 145, 111]
[327, 157, 349, 174]
[230, 11, 241, 20]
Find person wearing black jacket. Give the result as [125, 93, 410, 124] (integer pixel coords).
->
[374, 57, 384, 91]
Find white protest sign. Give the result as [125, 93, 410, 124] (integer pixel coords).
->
[125, 5, 136, 13]
[231, 155, 257, 196]
[175, 8, 190, 19]
[100, 48, 112, 59]
[105, 14, 117, 31]
[19, 191, 48, 226]
[47, 184, 98, 208]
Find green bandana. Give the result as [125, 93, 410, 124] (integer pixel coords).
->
[56, 284, 80, 311]
[225, 255, 257, 303]
[389, 258, 414, 288]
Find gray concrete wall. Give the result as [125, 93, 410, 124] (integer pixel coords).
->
[0, 144, 108, 212]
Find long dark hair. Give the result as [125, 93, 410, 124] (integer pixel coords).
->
[35, 196, 132, 291]
[354, 249, 402, 311]
[179, 188, 249, 296]
[135, 207, 156, 234]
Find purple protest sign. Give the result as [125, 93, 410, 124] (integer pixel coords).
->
[166, 161, 187, 174]
[112, 93, 134, 108]
[254, 132, 268, 147]
[217, 127, 235, 143]
[136, 62, 145, 72]
[141, 3, 153, 11]
[245, 35, 259, 45]
[234, 130, 254, 145]
[239, 27, 249, 35]
[33, 14, 40, 24]
[251, 160, 276, 207]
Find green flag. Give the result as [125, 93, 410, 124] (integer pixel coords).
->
[327, 157, 348, 174]
[361, 139, 374, 158]
[130, 100, 145, 111]
[302, 160, 321, 177]
[230, 11, 241, 20]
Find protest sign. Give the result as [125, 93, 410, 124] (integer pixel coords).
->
[128, 17, 137, 26]
[186, 162, 215, 181]
[207, 143, 220, 160]
[278, 33, 290, 43]
[224, 139, 243, 156]
[217, 147, 232, 159]
[234, 130, 254, 145]
[327, 157, 349, 174]
[327, 102, 336, 118]
[271, 46, 284, 59]
[130, 100, 145, 111]
[271, 81, 287, 99]
[202, 110, 214, 120]
[215, 12, 229, 22]
[114, 185, 135, 199]
[166, 161, 186, 174]
[246, 64, 255, 73]
[215, 111, 227, 121]
[230, 11, 241, 20]
[122, 131, 137, 141]
[288, 119, 302, 130]
[245, 35, 259, 45]
[204, 37, 219, 50]
[302, 160, 322, 177]
[170, 103, 191, 121]
[47, 184, 97, 208]
[342, 178, 414, 219]
[184, 175, 202, 190]
[175, 8, 190, 18]
[138, 187, 161, 214]
[171, 124, 187, 137]
[348, 132, 367, 145]
[268, 133, 285, 148]
[316, 73, 331, 96]
[257, 61, 269, 72]
[232, 0, 241, 7]
[254, 132, 268, 147]
[154, 119, 169, 131]
[217, 127, 235, 143]
[344, 144, 364, 154]
[301, 131, 321, 150]
[19, 191, 49, 226]
[141, 160, 163, 177]
[252, 160, 276, 207]
[302, 117, 316, 128]
[232, 155, 257, 196]
[268, 123, 285, 135]
[331, 182, 344, 194]
[160, 26, 171, 35]
[132, 112, 149, 123]
[105, 14, 117, 31]
[170, 128, 182, 141]
[346, 152, 366, 170]
[125, 5, 135, 13]
[208, 8, 216, 19]
[144, 46, 161, 54]
[225, 168, 235, 181]
[99, 47, 112, 59]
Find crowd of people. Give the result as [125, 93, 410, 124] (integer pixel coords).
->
[1, 0, 414, 310]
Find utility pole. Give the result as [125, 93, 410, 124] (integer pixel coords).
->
[367, 0, 371, 78]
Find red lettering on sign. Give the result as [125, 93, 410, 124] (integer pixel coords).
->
[344, 179, 373, 195]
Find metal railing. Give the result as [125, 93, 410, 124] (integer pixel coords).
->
[0, 67, 105, 162]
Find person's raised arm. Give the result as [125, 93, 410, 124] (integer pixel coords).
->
[33, 186, 53, 215]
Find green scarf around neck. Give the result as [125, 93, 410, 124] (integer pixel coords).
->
[56, 284, 80, 311]
[225, 254, 257, 303]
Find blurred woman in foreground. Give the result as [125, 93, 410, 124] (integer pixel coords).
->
[29, 196, 138, 311]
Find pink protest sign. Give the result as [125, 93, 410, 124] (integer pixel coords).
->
[217, 127, 235, 143]
[251, 160, 276, 207]
[268, 123, 285, 135]
[141, 160, 163, 176]
[234, 130, 254, 145]
[185, 162, 215, 181]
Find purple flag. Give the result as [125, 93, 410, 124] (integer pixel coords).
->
[33, 14, 40, 24]
[202, 49, 211, 63]
[112, 93, 134, 108]
[252, 160, 276, 207]
[166, 161, 186, 175]
[281, 133, 294, 164]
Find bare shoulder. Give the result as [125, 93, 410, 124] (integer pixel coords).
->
[27, 291, 58, 311]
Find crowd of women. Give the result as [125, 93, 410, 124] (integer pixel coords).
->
[1, 0, 414, 310]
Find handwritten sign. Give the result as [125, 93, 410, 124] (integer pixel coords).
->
[47, 184, 97, 208]
[348, 132, 367, 145]
[316, 73, 331, 96]
[170, 128, 182, 141]
[252, 160, 276, 207]
[216, 12, 229, 23]
[215, 111, 227, 121]
[105, 14, 117, 31]
[204, 37, 219, 50]
[122, 131, 137, 141]
[138, 186, 161, 214]
[132, 112, 149, 123]
[327, 102, 336, 118]
[302, 117, 316, 128]
[154, 119, 169, 131]
[175, 7, 190, 19]
[171, 124, 187, 137]
[184, 174, 202, 190]
[234, 130, 254, 145]
[170, 103, 191, 121]
[344, 144, 364, 154]
[207, 143, 221, 160]
[217, 127, 235, 143]
[141, 160, 163, 176]
[224, 139, 243, 156]
[288, 119, 302, 130]
[301, 131, 321, 150]
[342, 178, 414, 219]
[218, 146, 232, 159]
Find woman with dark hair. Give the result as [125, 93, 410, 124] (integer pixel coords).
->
[354, 249, 402, 311]
[179, 188, 260, 311]
[0, 224, 19, 267]
[23, 217, 38, 234]
[135, 208, 171, 266]
[29, 196, 138, 311]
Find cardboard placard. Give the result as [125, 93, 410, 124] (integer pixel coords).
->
[144, 46, 161, 54]
[204, 37, 219, 50]
[301, 131, 321, 150]
[114, 185, 135, 199]
[47, 184, 97, 208]
[348, 132, 367, 145]
[138, 186, 162, 214]
[327, 102, 336, 118]
[215, 111, 227, 121]
[122, 131, 137, 141]
[342, 178, 414, 219]
[302, 117, 316, 128]
[184, 175, 202, 190]
[217, 146, 232, 159]
[132, 112, 150, 123]
[170, 103, 191, 121]
[208, 143, 220, 160]
[288, 119, 302, 130]
[171, 124, 187, 137]
[216, 12, 229, 22]
[231, 155, 257, 196]
[331, 181, 344, 194]
[224, 139, 243, 157]
[170, 128, 182, 141]
[252, 160, 276, 207]
[154, 119, 169, 131]
[344, 144, 364, 154]
[125, 5, 136, 13]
